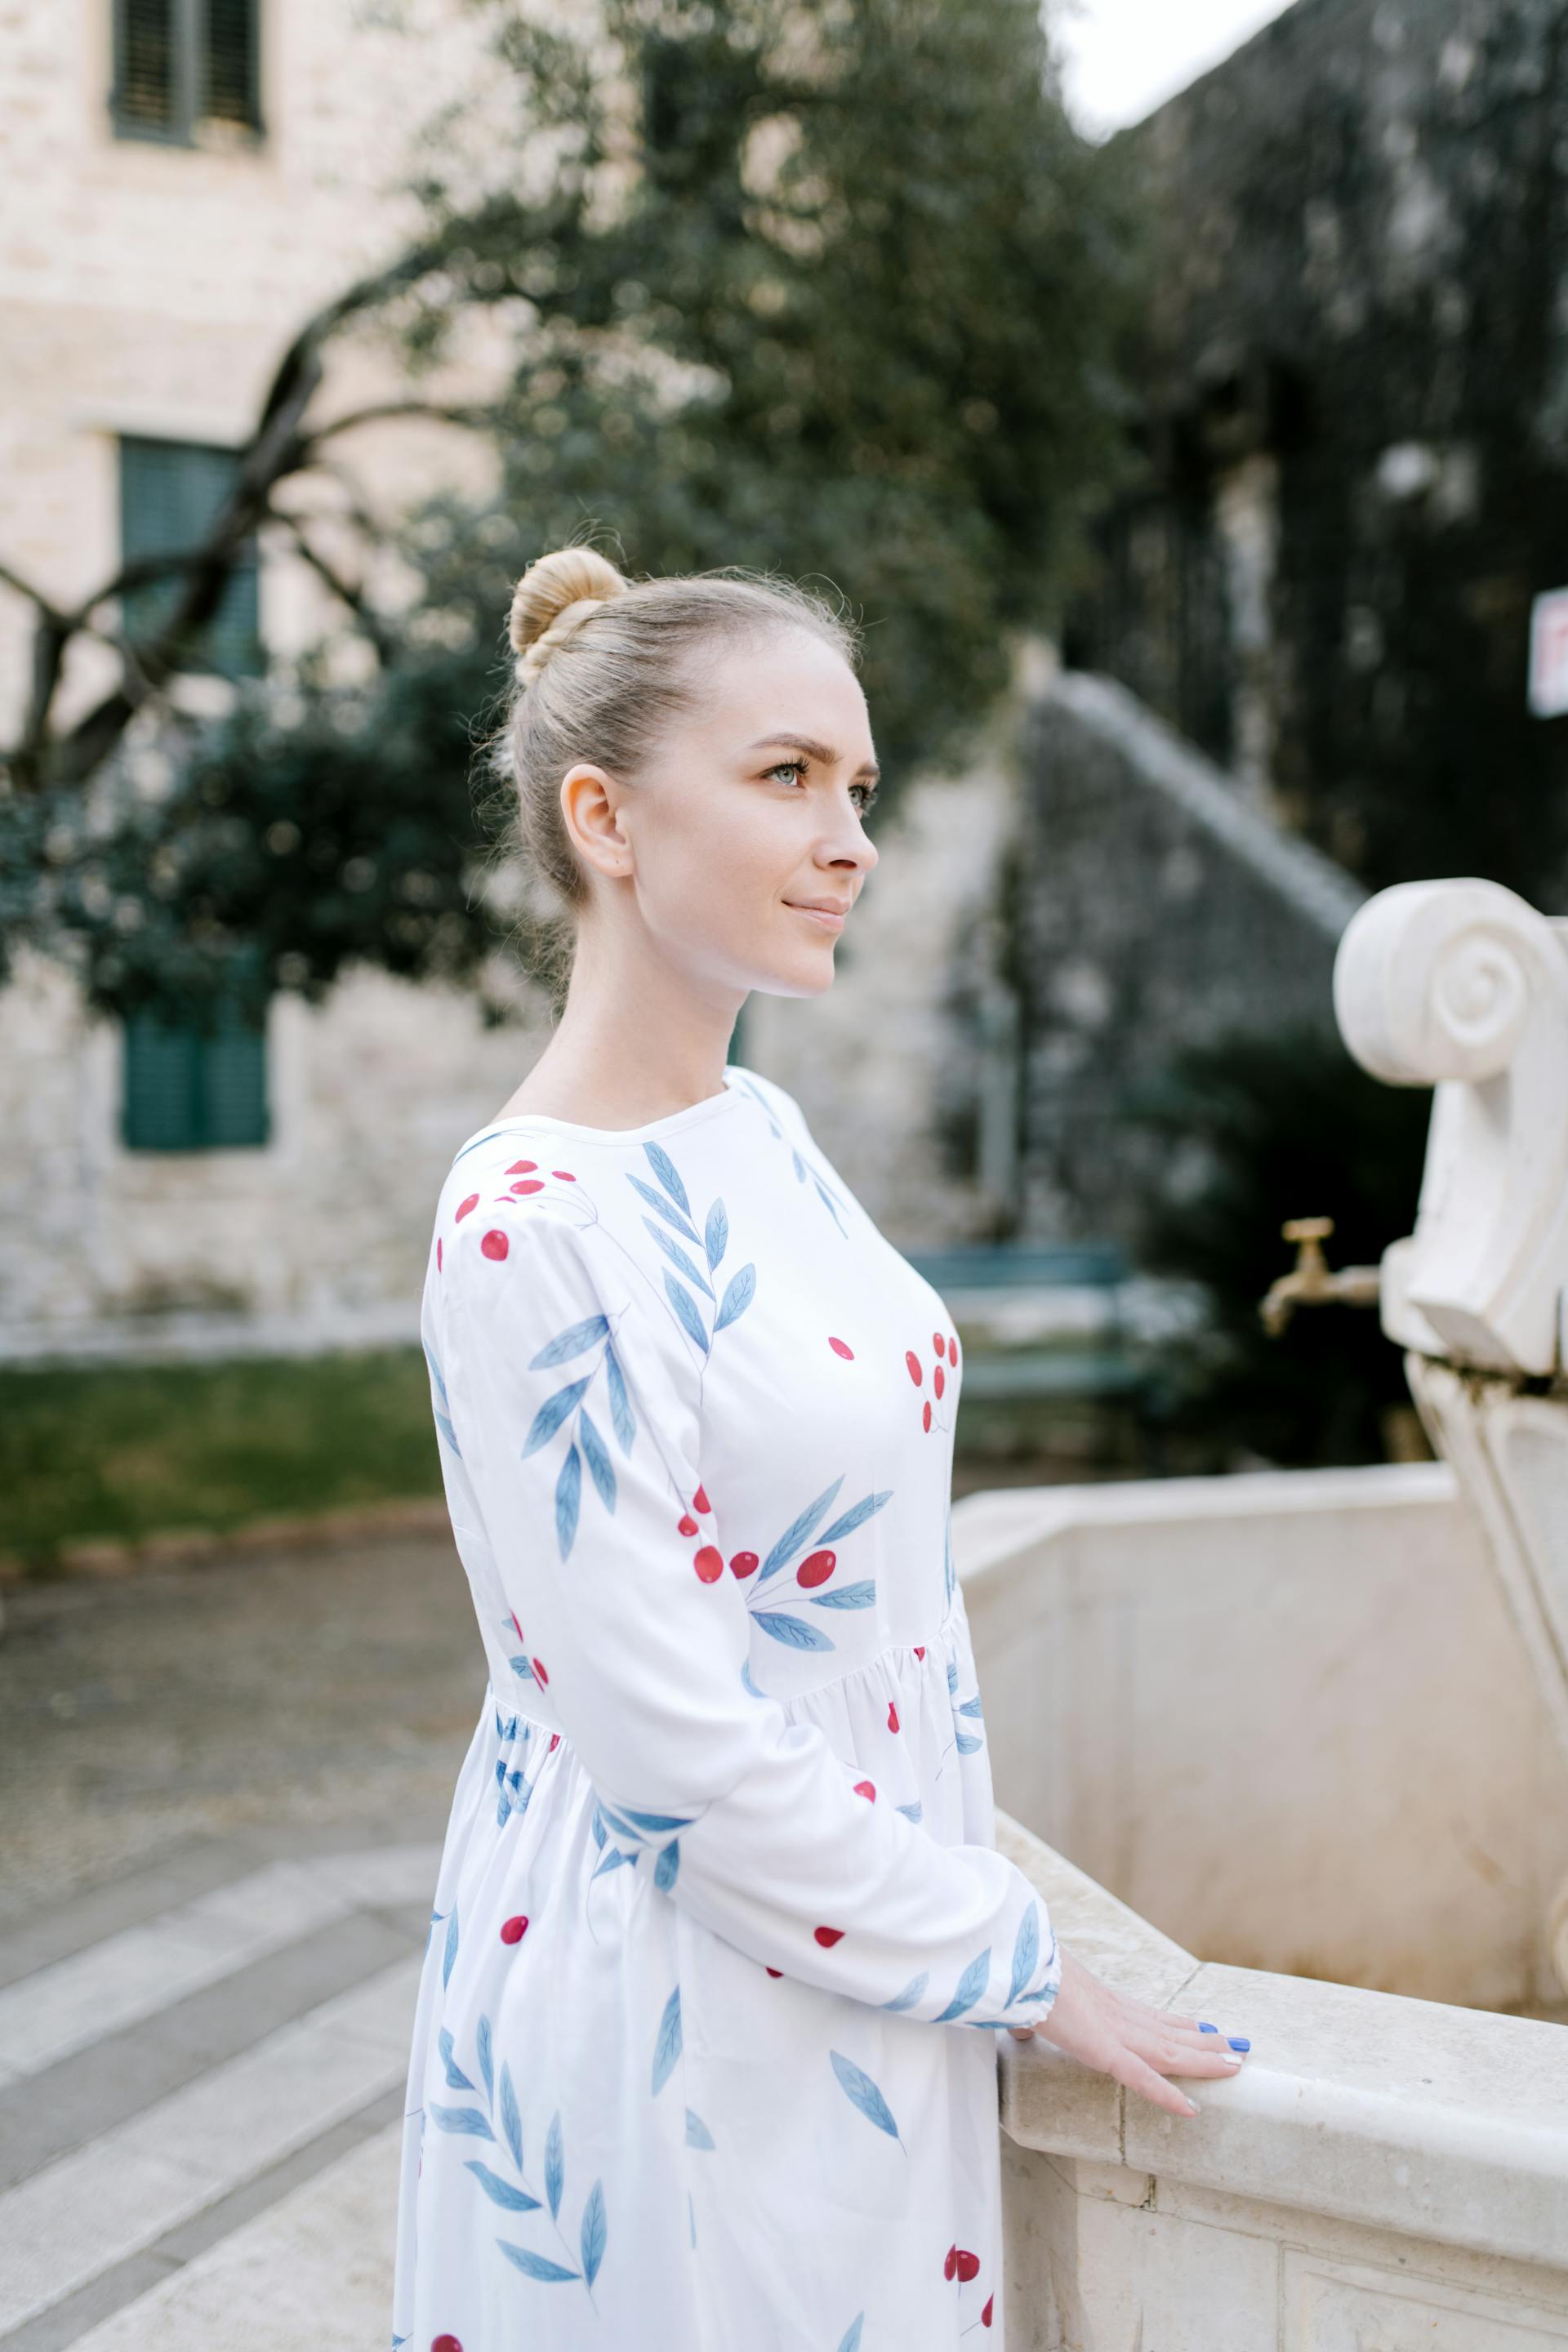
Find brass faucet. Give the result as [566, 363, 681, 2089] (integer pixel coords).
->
[1259, 1218, 1382, 1338]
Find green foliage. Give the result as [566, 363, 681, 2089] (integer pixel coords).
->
[3, 0, 1149, 1017]
[1127, 1025, 1433, 1468]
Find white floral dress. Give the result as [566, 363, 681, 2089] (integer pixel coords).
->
[390, 1062, 1060, 2352]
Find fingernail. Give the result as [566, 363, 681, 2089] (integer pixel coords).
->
[1197, 2021, 1218, 2033]
[1227, 2037, 1250, 2051]
[1183, 2099, 1200, 2116]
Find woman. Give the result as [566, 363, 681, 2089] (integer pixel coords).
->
[390, 547, 1249, 2350]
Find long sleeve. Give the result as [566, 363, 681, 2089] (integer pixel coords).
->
[435, 1196, 1061, 2034]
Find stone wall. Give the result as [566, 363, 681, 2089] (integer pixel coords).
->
[1009, 669, 1365, 1244]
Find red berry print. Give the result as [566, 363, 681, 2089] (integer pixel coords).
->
[905, 1350, 923, 1385]
[455, 1193, 479, 1223]
[982, 2293, 995, 2327]
[693, 1483, 711, 1514]
[436, 1239, 443, 1272]
[678, 1514, 699, 1536]
[813, 1926, 844, 1948]
[482, 1229, 510, 1261]
[795, 1548, 835, 1588]
[693, 1546, 724, 1583]
[506, 1160, 537, 1175]
[853, 1779, 875, 1800]
[943, 2244, 958, 2282]
[550, 1169, 577, 1182]
[433, 2336, 464, 2351]
[956, 2250, 980, 2283]
[933, 1364, 945, 1399]
[933, 1331, 945, 1357]
[922, 1400, 932, 1432]
[548, 1731, 559, 1752]
[499, 1916, 528, 1945]
[914, 1646, 925, 1659]
[829, 1335, 854, 1360]
[511, 1179, 545, 1195]
[766, 1966, 783, 1977]
[951, 1334, 960, 1367]
[888, 1701, 900, 1733]
[532, 1656, 548, 1683]
[511, 1612, 524, 1642]
[729, 1551, 759, 1579]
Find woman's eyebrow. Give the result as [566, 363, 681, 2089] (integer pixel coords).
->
[746, 732, 881, 782]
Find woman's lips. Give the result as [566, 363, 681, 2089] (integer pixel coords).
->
[785, 902, 846, 932]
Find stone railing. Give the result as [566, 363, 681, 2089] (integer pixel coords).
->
[993, 1806, 1568, 2348]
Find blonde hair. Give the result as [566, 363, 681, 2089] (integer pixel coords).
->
[492, 541, 861, 995]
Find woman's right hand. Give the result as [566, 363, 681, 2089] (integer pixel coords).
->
[1007, 1945, 1250, 2118]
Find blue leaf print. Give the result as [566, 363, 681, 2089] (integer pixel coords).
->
[837, 2319, 865, 2352]
[955, 1730, 984, 1755]
[1007, 1904, 1040, 2010]
[621, 1807, 693, 1832]
[463, 2159, 541, 2212]
[741, 1659, 766, 1699]
[604, 1342, 636, 1453]
[655, 1838, 680, 1891]
[496, 1790, 512, 1828]
[529, 1313, 611, 1368]
[754, 1610, 834, 1651]
[642, 1138, 692, 1218]
[815, 1489, 893, 1546]
[578, 1408, 617, 1512]
[704, 1198, 728, 1269]
[758, 1478, 844, 1584]
[881, 1972, 929, 2012]
[545, 2108, 565, 2221]
[508, 1655, 535, 1682]
[685, 2109, 715, 2150]
[934, 1948, 991, 2023]
[429, 2102, 494, 2138]
[434, 1410, 462, 1457]
[625, 1173, 700, 1244]
[829, 2049, 904, 2147]
[597, 1802, 645, 1842]
[652, 1984, 682, 2096]
[556, 1441, 581, 1558]
[894, 1799, 923, 1824]
[958, 1694, 986, 1717]
[439, 2027, 474, 2091]
[522, 1374, 593, 1457]
[645, 1219, 715, 1298]
[443, 1909, 460, 1989]
[663, 1271, 710, 1354]
[590, 1806, 607, 1849]
[501, 2064, 523, 2172]
[593, 1847, 632, 1879]
[424, 1343, 449, 1409]
[497, 2242, 579, 2283]
[808, 1579, 876, 1610]
[580, 2179, 607, 2289]
[947, 1659, 960, 1695]
[713, 1263, 756, 1330]
[477, 2014, 494, 2106]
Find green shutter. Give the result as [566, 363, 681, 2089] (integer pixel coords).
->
[122, 1003, 270, 1152]
[114, 0, 177, 135]
[119, 436, 263, 681]
[204, 0, 260, 127]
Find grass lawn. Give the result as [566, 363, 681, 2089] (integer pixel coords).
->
[0, 1348, 444, 1563]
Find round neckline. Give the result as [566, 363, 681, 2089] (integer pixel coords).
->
[457, 1064, 749, 1154]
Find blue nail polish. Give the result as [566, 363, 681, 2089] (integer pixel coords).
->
[1197, 2021, 1217, 2033]
[1227, 2037, 1250, 2051]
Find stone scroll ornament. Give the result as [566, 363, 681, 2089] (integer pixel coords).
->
[1334, 878, 1568, 1983]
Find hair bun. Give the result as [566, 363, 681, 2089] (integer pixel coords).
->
[509, 547, 628, 685]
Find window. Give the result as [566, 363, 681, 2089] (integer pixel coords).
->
[119, 434, 264, 681]
[111, 0, 262, 145]
[122, 1001, 271, 1152]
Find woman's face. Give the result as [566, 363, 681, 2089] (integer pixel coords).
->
[564, 627, 880, 999]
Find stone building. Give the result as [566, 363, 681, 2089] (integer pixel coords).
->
[1065, 0, 1568, 906]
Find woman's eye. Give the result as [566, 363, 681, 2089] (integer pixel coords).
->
[764, 759, 878, 817]
[764, 759, 808, 786]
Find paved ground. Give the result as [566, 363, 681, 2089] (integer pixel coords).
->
[0, 1536, 483, 2350]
